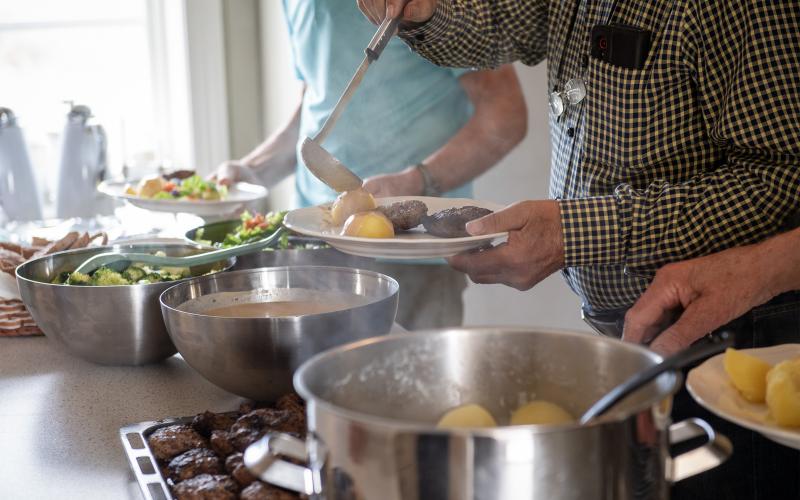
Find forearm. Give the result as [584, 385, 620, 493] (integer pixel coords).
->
[558, 154, 800, 275]
[760, 228, 800, 297]
[423, 67, 527, 192]
[399, 0, 547, 69]
[239, 89, 303, 185]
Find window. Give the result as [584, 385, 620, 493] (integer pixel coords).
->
[0, 0, 199, 217]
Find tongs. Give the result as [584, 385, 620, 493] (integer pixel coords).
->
[300, 9, 406, 192]
[73, 227, 286, 275]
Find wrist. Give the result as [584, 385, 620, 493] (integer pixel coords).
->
[400, 166, 425, 196]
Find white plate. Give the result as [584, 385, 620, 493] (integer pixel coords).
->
[98, 180, 268, 216]
[284, 196, 506, 259]
[687, 344, 800, 449]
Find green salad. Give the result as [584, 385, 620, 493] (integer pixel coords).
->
[52, 264, 190, 286]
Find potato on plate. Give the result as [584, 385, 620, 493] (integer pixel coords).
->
[724, 347, 772, 403]
[766, 359, 800, 427]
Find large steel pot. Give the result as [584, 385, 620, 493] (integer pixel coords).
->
[245, 328, 732, 500]
[15, 243, 234, 365]
[185, 219, 374, 270]
[160, 266, 399, 401]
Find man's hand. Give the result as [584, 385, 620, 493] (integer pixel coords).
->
[363, 167, 423, 197]
[211, 160, 258, 186]
[357, 0, 436, 25]
[447, 200, 565, 290]
[623, 243, 780, 355]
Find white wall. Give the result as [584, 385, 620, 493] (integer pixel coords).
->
[257, 9, 588, 332]
[464, 62, 589, 332]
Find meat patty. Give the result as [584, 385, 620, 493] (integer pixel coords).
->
[377, 200, 428, 231]
[148, 425, 207, 461]
[172, 474, 239, 500]
[192, 411, 237, 437]
[168, 448, 223, 482]
[209, 430, 236, 458]
[421, 206, 493, 238]
[225, 452, 257, 487]
[232, 409, 306, 439]
[275, 394, 304, 415]
[240, 481, 298, 500]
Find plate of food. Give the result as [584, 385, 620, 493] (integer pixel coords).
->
[98, 171, 268, 216]
[687, 344, 800, 449]
[283, 192, 506, 259]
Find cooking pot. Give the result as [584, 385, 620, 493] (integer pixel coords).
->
[245, 328, 732, 500]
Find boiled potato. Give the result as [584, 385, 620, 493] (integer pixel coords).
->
[766, 358, 800, 427]
[510, 400, 574, 425]
[136, 175, 165, 198]
[724, 348, 772, 403]
[330, 188, 376, 226]
[437, 404, 497, 429]
[341, 211, 395, 238]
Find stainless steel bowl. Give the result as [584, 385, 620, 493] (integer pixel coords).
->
[185, 219, 374, 271]
[16, 243, 235, 366]
[159, 266, 399, 401]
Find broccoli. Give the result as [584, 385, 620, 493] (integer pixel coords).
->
[65, 271, 92, 286]
[122, 266, 146, 282]
[141, 272, 164, 284]
[51, 271, 71, 284]
[90, 267, 130, 286]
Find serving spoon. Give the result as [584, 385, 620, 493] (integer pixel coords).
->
[72, 227, 286, 275]
[299, 8, 406, 192]
[578, 331, 734, 425]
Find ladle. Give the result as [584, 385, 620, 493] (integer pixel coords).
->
[579, 331, 734, 424]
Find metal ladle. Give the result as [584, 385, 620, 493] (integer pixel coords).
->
[299, 10, 405, 192]
[579, 331, 734, 424]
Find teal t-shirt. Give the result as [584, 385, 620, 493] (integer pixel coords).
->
[283, 0, 474, 208]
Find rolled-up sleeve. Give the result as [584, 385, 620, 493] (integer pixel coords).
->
[399, 0, 548, 69]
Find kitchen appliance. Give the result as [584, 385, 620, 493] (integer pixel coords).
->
[15, 243, 235, 365]
[245, 328, 732, 500]
[159, 266, 399, 401]
[55, 103, 113, 218]
[0, 107, 43, 221]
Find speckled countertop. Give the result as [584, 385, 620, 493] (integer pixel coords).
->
[0, 336, 246, 500]
[0, 324, 404, 499]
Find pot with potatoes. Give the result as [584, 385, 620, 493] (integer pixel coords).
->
[243, 328, 732, 500]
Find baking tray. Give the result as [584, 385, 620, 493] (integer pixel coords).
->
[120, 413, 239, 500]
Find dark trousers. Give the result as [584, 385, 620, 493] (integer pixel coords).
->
[583, 291, 800, 500]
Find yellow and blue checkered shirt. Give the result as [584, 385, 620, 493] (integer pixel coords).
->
[401, 0, 800, 311]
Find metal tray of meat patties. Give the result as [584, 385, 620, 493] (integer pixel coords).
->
[120, 401, 305, 500]
[121, 415, 195, 500]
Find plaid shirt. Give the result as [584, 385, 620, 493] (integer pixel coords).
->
[402, 0, 800, 310]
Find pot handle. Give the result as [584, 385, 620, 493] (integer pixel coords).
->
[667, 418, 733, 482]
[244, 432, 316, 495]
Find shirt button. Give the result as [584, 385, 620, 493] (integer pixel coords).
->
[567, 127, 575, 138]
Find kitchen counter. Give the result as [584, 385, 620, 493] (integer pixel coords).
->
[0, 335, 243, 499]
[0, 327, 399, 499]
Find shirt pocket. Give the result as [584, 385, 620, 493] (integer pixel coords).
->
[583, 57, 653, 170]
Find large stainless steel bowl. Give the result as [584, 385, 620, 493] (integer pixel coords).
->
[16, 243, 235, 366]
[185, 219, 374, 270]
[159, 266, 399, 401]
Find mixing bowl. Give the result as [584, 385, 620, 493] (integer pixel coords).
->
[185, 219, 374, 270]
[16, 243, 235, 365]
[159, 266, 399, 401]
